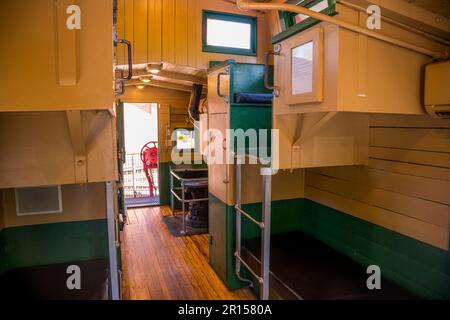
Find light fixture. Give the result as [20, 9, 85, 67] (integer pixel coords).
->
[146, 63, 163, 74]
[139, 76, 152, 83]
[136, 85, 145, 90]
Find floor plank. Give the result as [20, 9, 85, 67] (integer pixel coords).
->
[122, 206, 256, 300]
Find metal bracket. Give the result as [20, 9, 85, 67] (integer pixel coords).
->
[66, 110, 87, 183]
[292, 112, 338, 149]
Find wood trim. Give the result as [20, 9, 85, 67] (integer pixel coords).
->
[306, 186, 449, 250]
[56, 0, 78, 86]
[306, 171, 449, 228]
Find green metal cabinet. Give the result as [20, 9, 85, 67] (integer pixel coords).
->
[208, 195, 228, 282]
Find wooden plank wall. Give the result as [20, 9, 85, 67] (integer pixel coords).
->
[116, 0, 271, 68]
[305, 114, 450, 251]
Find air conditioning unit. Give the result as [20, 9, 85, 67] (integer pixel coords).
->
[425, 60, 450, 119]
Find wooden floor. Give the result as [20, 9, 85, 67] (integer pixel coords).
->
[121, 206, 256, 300]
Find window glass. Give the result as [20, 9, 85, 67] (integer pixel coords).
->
[292, 41, 314, 95]
[293, 0, 329, 25]
[206, 18, 251, 49]
[203, 11, 257, 56]
[175, 129, 195, 150]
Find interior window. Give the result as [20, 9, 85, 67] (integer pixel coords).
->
[278, 0, 336, 36]
[202, 10, 257, 56]
[174, 129, 196, 151]
[293, 0, 330, 25]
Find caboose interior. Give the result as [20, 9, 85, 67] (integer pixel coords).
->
[0, 0, 449, 301]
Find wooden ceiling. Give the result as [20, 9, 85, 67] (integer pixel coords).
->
[122, 62, 207, 92]
[405, 0, 450, 19]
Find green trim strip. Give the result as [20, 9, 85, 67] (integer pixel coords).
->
[0, 219, 109, 274]
[208, 194, 450, 299]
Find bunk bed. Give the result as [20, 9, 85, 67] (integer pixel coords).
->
[0, 260, 109, 300]
[205, 56, 422, 299]
[226, 0, 449, 300]
[240, 232, 418, 300]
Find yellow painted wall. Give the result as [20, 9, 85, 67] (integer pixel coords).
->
[0, 111, 118, 189]
[305, 114, 450, 251]
[0, 0, 114, 112]
[116, 0, 272, 68]
[0, 183, 107, 229]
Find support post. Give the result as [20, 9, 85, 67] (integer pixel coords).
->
[181, 181, 186, 235]
[236, 160, 242, 276]
[260, 171, 272, 300]
[106, 181, 120, 300]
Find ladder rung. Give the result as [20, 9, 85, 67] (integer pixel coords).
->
[235, 205, 265, 229]
[235, 252, 263, 284]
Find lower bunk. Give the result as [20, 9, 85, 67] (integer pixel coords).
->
[0, 259, 109, 300]
[241, 231, 419, 300]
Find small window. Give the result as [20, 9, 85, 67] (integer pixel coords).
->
[174, 129, 196, 151]
[202, 10, 257, 56]
[274, 0, 336, 43]
[287, 0, 332, 27]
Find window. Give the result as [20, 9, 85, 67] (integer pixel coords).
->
[292, 41, 314, 95]
[174, 129, 196, 150]
[284, 0, 332, 27]
[273, 0, 336, 43]
[202, 10, 257, 56]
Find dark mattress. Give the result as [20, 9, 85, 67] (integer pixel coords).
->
[241, 231, 419, 300]
[234, 92, 273, 104]
[0, 259, 109, 300]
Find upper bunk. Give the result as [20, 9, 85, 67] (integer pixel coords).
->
[233, 0, 450, 170]
[206, 60, 275, 161]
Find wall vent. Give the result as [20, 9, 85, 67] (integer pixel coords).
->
[15, 185, 63, 216]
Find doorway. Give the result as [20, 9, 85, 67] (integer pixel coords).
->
[123, 103, 160, 207]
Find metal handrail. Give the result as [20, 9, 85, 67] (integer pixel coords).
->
[235, 158, 272, 300]
[170, 169, 208, 182]
[170, 189, 208, 204]
[235, 205, 265, 229]
[264, 44, 281, 96]
[217, 71, 229, 102]
[235, 252, 263, 284]
[170, 168, 209, 235]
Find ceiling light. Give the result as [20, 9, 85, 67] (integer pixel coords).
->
[139, 76, 152, 83]
[136, 85, 145, 90]
[146, 63, 163, 74]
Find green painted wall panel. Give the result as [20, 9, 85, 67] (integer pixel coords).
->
[0, 229, 6, 273]
[159, 162, 171, 206]
[0, 219, 108, 274]
[231, 63, 273, 97]
[301, 200, 450, 299]
[230, 105, 272, 156]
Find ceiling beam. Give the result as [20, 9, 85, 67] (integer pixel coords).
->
[126, 79, 193, 92]
[132, 69, 207, 86]
[342, 0, 450, 40]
